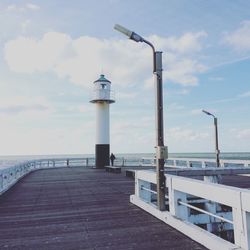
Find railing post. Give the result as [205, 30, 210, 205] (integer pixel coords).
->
[233, 207, 245, 248]
[202, 161, 206, 168]
[204, 175, 219, 183]
[138, 180, 152, 203]
[233, 194, 250, 250]
[168, 176, 189, 220]
[241, 211, 250, 249]
[204, 198, 217, 233]
[135, 171, 139, 197]
[134, 171, 152, 202]
[173, 160, 177, 168]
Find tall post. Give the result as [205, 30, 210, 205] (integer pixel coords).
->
[114, 24, 167, 211]
[202, 110, 220, 168]
[214, 117, 220, 167]
[154, 51, 166, 211]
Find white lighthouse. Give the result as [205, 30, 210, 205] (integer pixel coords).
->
[90, 74, 115, 168]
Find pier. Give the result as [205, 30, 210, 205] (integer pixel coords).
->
[0, 166, 204, 249]
[1, 157, 250, 249]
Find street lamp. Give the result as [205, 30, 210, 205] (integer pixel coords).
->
[114, 24, 167, 211]
[202, 110, 220, 167]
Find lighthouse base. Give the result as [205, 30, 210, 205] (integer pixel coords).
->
[95, 144, 110, 168]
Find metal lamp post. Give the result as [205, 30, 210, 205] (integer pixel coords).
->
[114, 24, 167, 211]
[202, 110, 220, 167]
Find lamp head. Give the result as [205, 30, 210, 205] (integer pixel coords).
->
[114, 24, 143, 42]
[202, 109, 215, 118]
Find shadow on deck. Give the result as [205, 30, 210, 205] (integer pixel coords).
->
[0, 167, 205, 250]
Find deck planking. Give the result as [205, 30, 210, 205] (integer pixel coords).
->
[221, 174, 250, 188]
[0, 167, 205, 250]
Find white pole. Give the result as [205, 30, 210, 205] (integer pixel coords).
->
[96, 103, 110, 144]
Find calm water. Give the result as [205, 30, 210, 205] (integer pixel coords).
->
[0, 152, 250, 169]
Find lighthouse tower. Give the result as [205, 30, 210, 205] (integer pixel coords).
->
[90, 74, 115, 168]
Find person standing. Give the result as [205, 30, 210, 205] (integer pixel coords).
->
[110, 153, 116, 166]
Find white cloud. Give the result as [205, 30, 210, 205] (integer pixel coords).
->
[4, 31, 207, 87]
[164, 56, 207, 86]
[223, 20, 250, 51]
[6, 4, 18, 11]
[209, 76, 224, 81]
[165, 89, 190, 96]
[6, 3, 40, 12]
[168, 103, 185, 111]
[0, 123, 95, 155]
[0, 104, 47, 115]
[0, 96, 52, 117]
[4, 32, 72, 73]
[167, 127, 209, 142]
[66, 105, 93, 114]
[149, 32, 207, 54]
[117, 92, 138, 100]
[21, 19, 31, 33]
[111, 118, 155, 152]
[26, 3, 40, 10]
[190, 108, 203, 115]
[231, 128, 250, 139]
[239, 91, 250, 97]
[178, 89, 190, 95]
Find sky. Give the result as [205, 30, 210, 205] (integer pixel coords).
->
[0, 0, 250, 155]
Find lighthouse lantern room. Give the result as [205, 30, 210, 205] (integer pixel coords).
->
[90, 74, 115, 168]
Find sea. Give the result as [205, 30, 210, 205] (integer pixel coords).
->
[0, 152, 250, 169]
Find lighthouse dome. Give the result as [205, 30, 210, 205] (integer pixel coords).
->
[94, 74, 111, 84]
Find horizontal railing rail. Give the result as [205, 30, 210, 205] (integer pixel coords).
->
[177, 200, 234, 225]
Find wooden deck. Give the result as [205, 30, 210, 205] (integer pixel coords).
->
[0, 167, 205, 249]
[221, 174, 250, 188]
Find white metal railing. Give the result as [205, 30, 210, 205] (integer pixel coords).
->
[1, 156, 250, 196]
[165, 157, 250, 168]
[114, 157, 154, 166]
[132, 170, 250, 250]
[0, 157, 95, 195]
